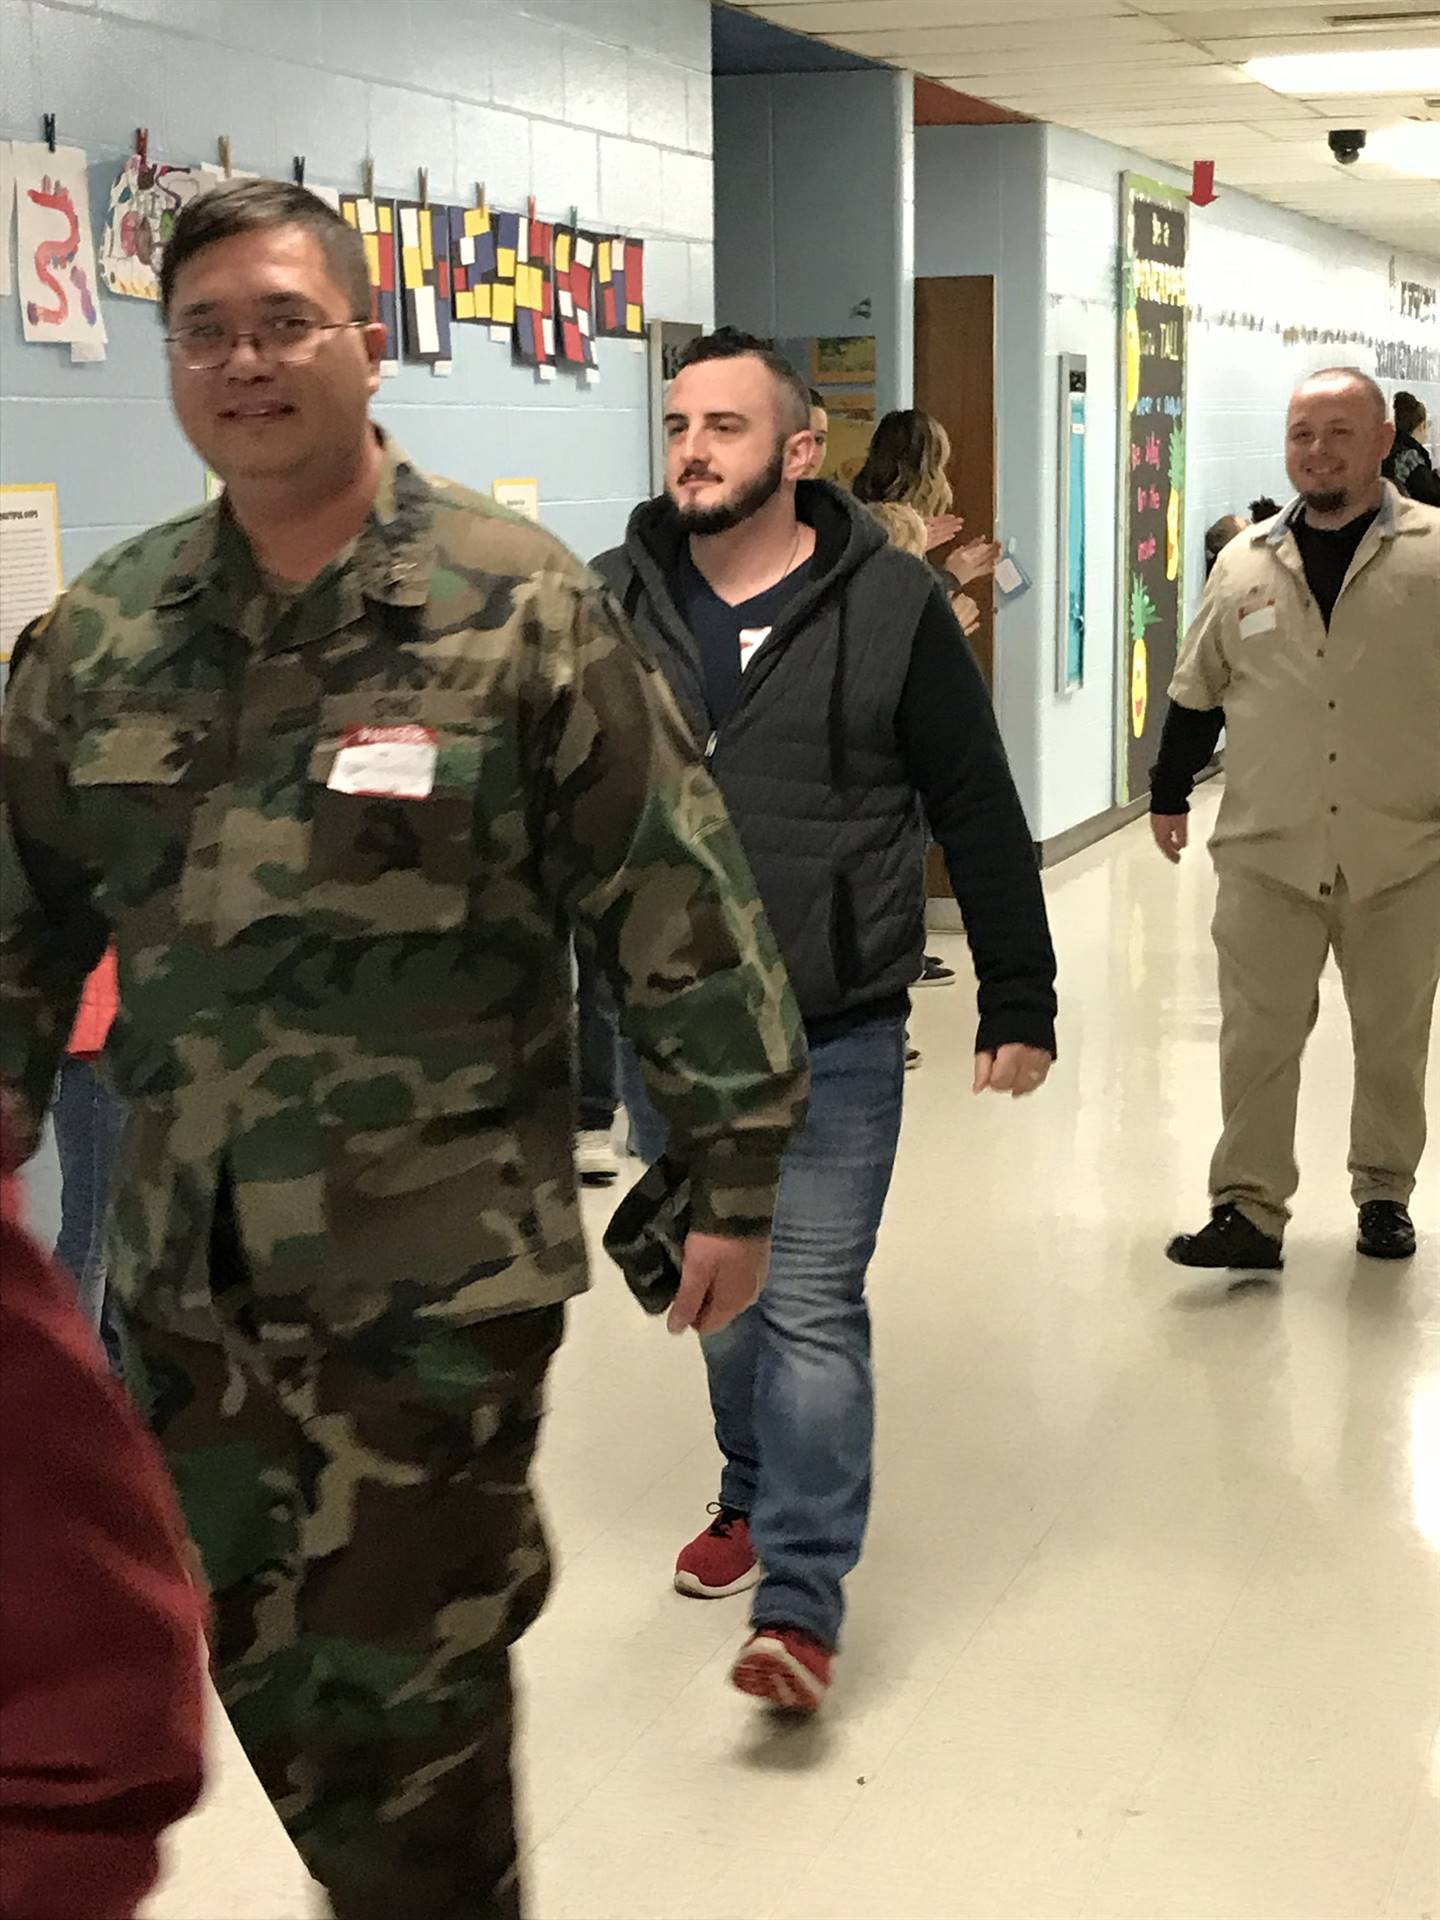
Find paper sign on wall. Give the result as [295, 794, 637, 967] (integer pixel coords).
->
[492, 477, 539, 522]
[14, 144, 107, 354]
[0, 483, 64, 663]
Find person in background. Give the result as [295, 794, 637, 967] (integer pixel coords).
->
[852, 408, 1004, 996]
[0, 1098, 206, 1920]
[595, 328, 1056, 1712]
[801, 387, 829, 480]
[51, 946, 126, 1366]
[1250, 495, 1281, 523]
[1382, 390, 1440, 506]
[1152, 367, 1440, 1273]
[1203, 512, 1249, 579]
[0, 183, 807, 1919]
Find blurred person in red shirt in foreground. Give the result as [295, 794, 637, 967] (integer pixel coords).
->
[0, 1102, 206, 1919]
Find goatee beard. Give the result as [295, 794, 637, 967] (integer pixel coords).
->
[671, 447, 786, 536]
[1302, 488, 1347, 516]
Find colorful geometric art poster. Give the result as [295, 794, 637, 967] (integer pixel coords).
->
[595, 235, 644, 339]
[100, 155, 207, 301]
[513, 215, 554, 368]
[396, 201, 453, 367]
[553, 227, 597, 371]
[1116, 172, 1189, 804]
[480, 208, 521, 343]
[339, 194, 399, 376]
[13, 144, 107, 352]
[450, 204, 497, 324]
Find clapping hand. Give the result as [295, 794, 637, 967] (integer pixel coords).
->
[946, 537, 1004, 587]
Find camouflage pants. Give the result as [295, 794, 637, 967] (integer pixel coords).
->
[125, 1292, 563, 1920]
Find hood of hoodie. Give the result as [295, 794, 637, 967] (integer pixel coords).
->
[608, 480, 893, 787]
[616, 477, 888, 652]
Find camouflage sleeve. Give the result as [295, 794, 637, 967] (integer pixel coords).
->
[0, 614, 111, 1153]
[525, 569, 808, 1239]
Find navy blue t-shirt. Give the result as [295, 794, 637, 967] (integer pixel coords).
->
[671, 544, 814, 726]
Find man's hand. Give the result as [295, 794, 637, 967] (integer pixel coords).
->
[924, 512, 966, 551]
[668, 1232, 770, 1337]
[1151, 814, 1189, 864]
[974, 1045, 1053, 1098]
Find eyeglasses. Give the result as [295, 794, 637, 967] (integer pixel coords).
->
[164, 314, 367, 373]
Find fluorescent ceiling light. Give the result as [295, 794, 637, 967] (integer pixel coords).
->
[1365, 120, 1440, 175]
[1245, 47, 1440, 91]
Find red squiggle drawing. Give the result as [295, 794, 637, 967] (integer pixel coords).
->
[25, 176, 99, 330]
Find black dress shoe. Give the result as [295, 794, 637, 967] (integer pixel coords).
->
[1166, 1204, 1284, 1272]
[1357, 1201, 1416, 1261]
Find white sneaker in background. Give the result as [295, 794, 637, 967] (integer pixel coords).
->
[575, 1128, 620, 1186]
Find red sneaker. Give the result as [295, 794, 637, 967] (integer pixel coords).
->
[674, 1505, 760, 1598]
[731, 1626, 832, 1712]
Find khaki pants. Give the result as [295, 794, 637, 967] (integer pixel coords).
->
[1210, 862, 1440, 1238]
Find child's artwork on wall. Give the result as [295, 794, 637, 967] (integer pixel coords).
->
[339, 193, 399, 376]
[14, 144, 107, 355]
[100, 153, 207, 301]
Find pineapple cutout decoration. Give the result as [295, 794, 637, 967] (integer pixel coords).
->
[1130, 579, 1159, 740]
[1165, 424, 1185, 582]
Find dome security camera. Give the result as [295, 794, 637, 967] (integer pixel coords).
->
[1329, 129, 1367, 166]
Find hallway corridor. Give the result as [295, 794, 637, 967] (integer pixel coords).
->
[145, 788, 1440, 1920]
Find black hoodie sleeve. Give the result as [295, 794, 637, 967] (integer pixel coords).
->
[898, 585, 1058, 1058]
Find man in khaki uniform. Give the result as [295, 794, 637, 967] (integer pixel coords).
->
[1151, 367, 1440, 1272]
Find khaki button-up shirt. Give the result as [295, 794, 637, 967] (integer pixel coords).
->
[1170, 484, 1440, 902]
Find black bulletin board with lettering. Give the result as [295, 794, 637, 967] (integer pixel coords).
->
[1117, 174, 1190, 805]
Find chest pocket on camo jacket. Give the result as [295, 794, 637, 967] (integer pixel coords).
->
[306, 692, 483, 936]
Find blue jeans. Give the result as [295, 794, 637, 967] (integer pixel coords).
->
[52, 1056, 127, 1358]
[574, 942, 618, 1133]
[620, 1016, 906, 1649]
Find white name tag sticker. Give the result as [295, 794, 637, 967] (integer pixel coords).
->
[738, 626, 771, 672]
[327, 725, 439, 799]
[1239, 601, 1278, 639]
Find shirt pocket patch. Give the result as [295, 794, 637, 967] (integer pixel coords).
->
[306, 693, 484, 936]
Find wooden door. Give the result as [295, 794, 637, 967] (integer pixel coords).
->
[913, 275, 998, 687]
[915, 275, 997, 902]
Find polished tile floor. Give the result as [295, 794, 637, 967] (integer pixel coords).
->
[143, 790, 1439, 1920]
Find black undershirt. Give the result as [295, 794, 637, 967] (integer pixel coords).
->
[1150, 505, 1378, 814]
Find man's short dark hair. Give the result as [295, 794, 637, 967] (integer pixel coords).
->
[675, 327, 810, 436]
[808, 386, 825, 411]
[1297, 366, 1387, 422]
[160, 179, 372, 321]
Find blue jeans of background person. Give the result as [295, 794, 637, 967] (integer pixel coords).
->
[52, 1056, 127, 1362]
[574, 942, 618, 1133]
[620, 1016, 906, 1649]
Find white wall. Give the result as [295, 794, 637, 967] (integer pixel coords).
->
[1, 0, 714, 571]
[915, 124, 1050, 833]
[715, 69, 914, 417]
[920, 120, 1440, 846]
[1042, 126, 1440, 842]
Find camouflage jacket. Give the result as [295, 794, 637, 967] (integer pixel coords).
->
[0, 434, 807, 1349]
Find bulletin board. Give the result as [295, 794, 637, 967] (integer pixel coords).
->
[1117, 174, 1189, 804]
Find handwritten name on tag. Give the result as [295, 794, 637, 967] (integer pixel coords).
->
[327, 725, 439, 799]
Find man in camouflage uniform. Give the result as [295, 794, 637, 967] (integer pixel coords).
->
[0, 181, 807, 1919]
